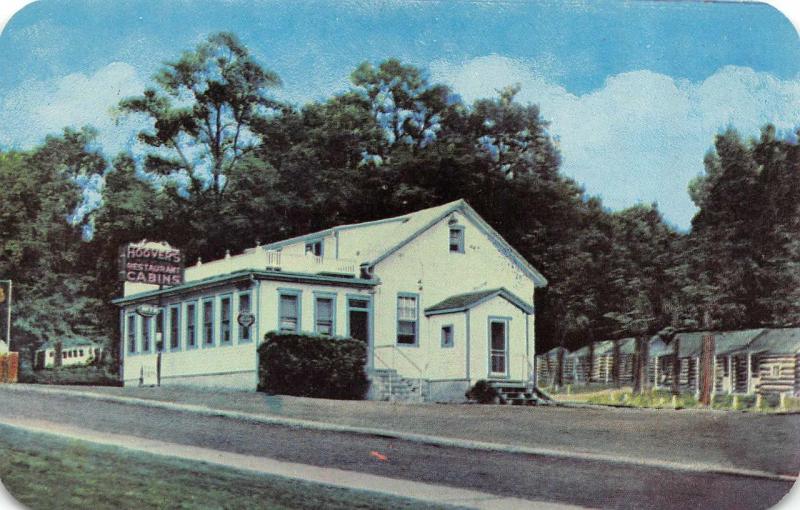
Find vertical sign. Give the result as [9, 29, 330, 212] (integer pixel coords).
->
[0, 280, 11, 351]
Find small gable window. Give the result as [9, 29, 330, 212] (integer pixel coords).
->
[305, 239, 323, 257]
[449, 226, 464, 253]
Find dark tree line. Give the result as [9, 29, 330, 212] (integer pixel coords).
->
[1, 33, 798, 366]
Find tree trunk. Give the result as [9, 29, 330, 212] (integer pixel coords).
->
[633, 336, 649, 395]
[671, 337, 680, 395]
[612, 340, 621, 387]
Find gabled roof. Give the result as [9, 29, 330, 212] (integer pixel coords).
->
[424, 287, 534, 316]
[747, 328, 800, 355]
[537, 346, 568, 359]
[263, 199, 548, 288]
[37, 338, 100, 351]
[592, 340, 616, 356]
[715, 329, 766, 355]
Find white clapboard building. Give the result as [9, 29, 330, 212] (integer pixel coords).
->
[113, 200, 547, 401]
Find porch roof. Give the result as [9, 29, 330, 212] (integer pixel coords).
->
[424, 287, 534, 316]
[112, 269, 378, 305]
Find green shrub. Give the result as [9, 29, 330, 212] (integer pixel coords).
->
[18, 365, 120, 386]
[257, 332, 368, 400]
[465, 380, 500, 404]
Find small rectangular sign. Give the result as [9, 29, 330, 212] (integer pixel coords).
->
[119, 243, 184, 286]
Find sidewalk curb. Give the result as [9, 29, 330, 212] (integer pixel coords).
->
[3, 384, 797, 483]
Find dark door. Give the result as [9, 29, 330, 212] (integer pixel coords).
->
[347, 297, 370, 343]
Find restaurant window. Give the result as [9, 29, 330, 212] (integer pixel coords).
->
[238, 292, 252, 342]
[397, 294, 418, 345]
[441, 325, 454, 348]
[203, 298, 215, 346]
[220, 295, 232, 344]
[315, 295, 335, 336]
[449, 226, 464, 253]
[279, 291, 300, 332]
[142, 316, 152, 353]
[305, 239, 323, 257]
[186, 302, 197, 348]
[127, 314, 137, 354]
[169, 305, 180, 350]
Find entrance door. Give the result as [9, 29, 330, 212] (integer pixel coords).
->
[489, 319, 508, 377]
[347, 298, 369, 341]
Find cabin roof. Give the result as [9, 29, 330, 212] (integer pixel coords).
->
[38, 338, 99, 351]
[425, 287, 533, 316]
[747, 328, 800, 355]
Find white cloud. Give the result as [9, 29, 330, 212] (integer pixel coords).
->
[432, 56, 800, 229]
[0, 61, 147, 155]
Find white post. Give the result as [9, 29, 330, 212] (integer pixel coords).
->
[728, 355, 734, 394]
[747, 352, 753, 394]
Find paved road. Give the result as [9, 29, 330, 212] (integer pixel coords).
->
[56, 384, 800, 475]
[0, 388, 795, 509]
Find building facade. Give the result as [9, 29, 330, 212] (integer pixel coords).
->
[113, 200, 547, 401]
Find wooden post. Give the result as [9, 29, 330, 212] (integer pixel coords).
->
[746, 352, 753, 394]
[728, 356, 734, 395]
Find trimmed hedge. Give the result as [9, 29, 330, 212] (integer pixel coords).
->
[258, 332, 369, 400]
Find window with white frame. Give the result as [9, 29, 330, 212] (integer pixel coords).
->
[279, 292, 300, 332]
[142, 316, 152, 352]
[186, 302, 197, 348]
[127, 314, 137, 353]
[305, 239, 323, 256]
[441, 325, 454, 348]
[315, 296, 334, 336]
[449, 226, 464, 253]
[169, 305, 180, 350]
[220, 295, 232, 344]
[156, 309, 165, 352]
[203, 299, 214, 346]
[397, 295, 418, 345]
[238, 292, 252, 342]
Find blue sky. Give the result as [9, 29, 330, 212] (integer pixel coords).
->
[1, 0, 799, 229]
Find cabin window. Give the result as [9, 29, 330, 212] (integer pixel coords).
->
[279, 291, 301, 332]
[449, 226, 464, 253]
[441, 325, 454, 348]
[79, 349, 84, 357]
[127, 314, 137, 354]
[142, 316, 152, 352]
[220, 295, 232, 345]
[238, 292, 252, 342]
[169, 305, 180, 350]
[772, 365, 781, 377]
[305, 239, 323, 257]
[314, 295, 335, 336]
[397, 294, 418, 346]
[49, 352, 54, 358]
[186, 302, 197, 348]
[202, 298, 215, 346]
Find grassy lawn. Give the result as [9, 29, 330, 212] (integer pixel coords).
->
[0, 425, 459, 510]
[553, 387, 800, 413]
